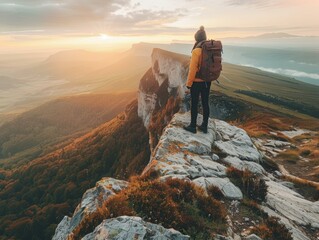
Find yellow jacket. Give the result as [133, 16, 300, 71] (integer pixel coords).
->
[186, 48, 204, 88]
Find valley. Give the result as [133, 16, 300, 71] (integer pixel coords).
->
[0, 92, 136, 169]
[0, 49, 150, 115]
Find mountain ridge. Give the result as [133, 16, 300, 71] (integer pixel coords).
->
[52, 48, 319, 240]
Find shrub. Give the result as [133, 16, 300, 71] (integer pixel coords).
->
[227, 167, 268, 203]
[242, 199, 266, 218]
[277, 151, 299, 164]
[252, 216, 293, 240]
[127, 179, 182, 225]
[165, 178, 198, 203]
[72, 176, 228, 239]
[207, 185, 224, 201]
[105, 194, 135, 218]
[197, 194, 226, 220]
[148, 96, 181, 148]
[300, 149, 311, 157]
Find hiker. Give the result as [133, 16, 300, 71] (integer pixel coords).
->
[184, 26, 211, 134]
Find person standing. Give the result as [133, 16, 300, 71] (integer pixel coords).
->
[184, 26, 211, 134]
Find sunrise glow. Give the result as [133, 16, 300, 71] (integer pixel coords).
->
[0, 0, 318, 53]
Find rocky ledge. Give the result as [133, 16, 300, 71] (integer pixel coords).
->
[53, 112, 319, 240]
[52, 178, 128, 240]
[52, 48, 319, 240]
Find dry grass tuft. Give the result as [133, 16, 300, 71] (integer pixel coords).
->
[71, 175, 228, 239]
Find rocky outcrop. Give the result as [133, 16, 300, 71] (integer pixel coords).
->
[82, 216, 190, 240]
[53, 48, 319, 240]
[52, 178, 128, 240]
[138, 49, 189, 127]
[262, 179, 319, 240]
[143, 112, 244, 200]
[253, 138, 295, 158]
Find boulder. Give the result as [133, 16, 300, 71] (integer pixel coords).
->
[82, 216, 190, 240]
[214, 120, 262, 162]
[52, 178, 128, 240]
[222, 156, 266, 176]
[244, 234, 262, 240]
[193, 177, 243, 200]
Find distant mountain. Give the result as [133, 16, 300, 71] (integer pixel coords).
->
[0, 92, 135, 168]
[74, 51, 151, 93]
[2, 49, 151, 115]
[221, 32, 319, 50]
[222, 32, 312, 41]
[227, 32, 300, 40]
[20, 49, 123, 80]
[250, 32, 300, 39]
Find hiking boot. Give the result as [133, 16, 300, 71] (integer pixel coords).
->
[183, 124, 197, 133]
[198, 124, 208, 133]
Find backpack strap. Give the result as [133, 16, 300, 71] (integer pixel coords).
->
[191, 40, 206, 52]
[195, 40, 206, 49]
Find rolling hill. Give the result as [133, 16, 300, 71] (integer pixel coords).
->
[214, 62, 319, 119]
[18, 49, 123, 81]
[1, 49, 150, 115]
[0, 92, 136, 169]
[73, 53, 151, 93]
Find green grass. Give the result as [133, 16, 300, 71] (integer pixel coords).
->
[212, 63, 319, 120]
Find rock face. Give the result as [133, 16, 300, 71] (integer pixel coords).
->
[138, 48, 189, 127]
[82, 216, 190, 240]
[143, 112, 244, 200]
[52, 178, 128, 240]
[262, 180, 319, 240]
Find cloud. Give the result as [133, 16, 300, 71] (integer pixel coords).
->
[225, 0, 279, 7]
[0, 0, 188, 35]
[107, 8, 187, 33]
[244, 65, 319, 80]
[0, 0, 128, 30]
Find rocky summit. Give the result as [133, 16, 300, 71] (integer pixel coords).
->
[53, 111, 319, 240]
[53, 49, 319, 240]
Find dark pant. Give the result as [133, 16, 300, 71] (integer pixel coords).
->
[190, 81, 211, 127]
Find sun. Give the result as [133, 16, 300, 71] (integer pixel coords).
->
[99, 34, 110, 41]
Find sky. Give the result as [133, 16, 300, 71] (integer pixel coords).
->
[0, 0, 319, 53]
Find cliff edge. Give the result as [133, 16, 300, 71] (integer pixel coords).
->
[53, 49, 319, 240]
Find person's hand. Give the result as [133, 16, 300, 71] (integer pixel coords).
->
[185, 87, 190, 94]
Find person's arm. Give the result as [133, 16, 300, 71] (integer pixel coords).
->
[186, 48, 200, 88]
